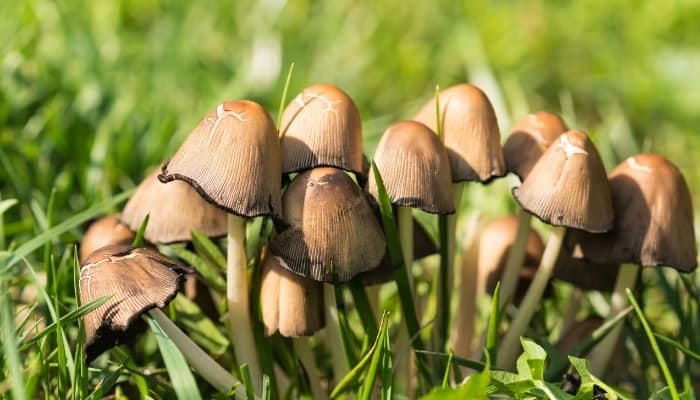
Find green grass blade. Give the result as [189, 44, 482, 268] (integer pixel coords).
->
[485, 282, 502, 363]
[240, 364, 255, 399]
[414, 350, 486, 371]
[1, 189, 134, 271]
[380, 321, 393, 399]
[0, 285, 27, 400]
[349, 279, 378, 340]
[146, 314, 203, 400]
[436, 214, 450, 355]
[0, 197, 18, 250]
[654, 333, 700, 362]
[335, 284, 358, 368]
[626, 288, 679, 400]
[166, 245, 225, 292]
[434, 84, 442, 138]
[190, 229, 226, 269]
[262, 374, 271, 400]
[359, 312, 390, 400]
[276, 62, 295, 130]
[131, 213, 149, 248]
[84, 367, 124, 400]
[441, 351, 454, 388]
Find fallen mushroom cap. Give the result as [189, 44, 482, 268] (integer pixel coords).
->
[413, 83, 505, 183]
[79, 215, 135, 262]
[260, 254, 324, 337]
[270, 167, 386, 282]
[159, 100, 282, 219]
[280, 83, 364, 177]
[503, 112, 568, 180]
[368, 120, 455, 214]
[121, 168, 227, 244]
[80, 244, 190, 363]
[513, 130, 614, 233]
[567, 153, 697, 272]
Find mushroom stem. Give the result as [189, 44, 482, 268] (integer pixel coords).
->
[394, 206, 414, 394]
[323, 284, 348, 381]
[294, 339, 326, 400]
[226, 214, 261, 393]
[497, 210, 532, 308]
[555, 288, 584, 341]
[587, 263, 639, 375]
[496, 225, 566, 369]
[149, 308, 241, 396]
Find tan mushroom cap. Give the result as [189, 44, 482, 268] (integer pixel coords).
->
[79, 215, 135, 262]
[514, 130, 614, 233]
[478, 215, 546, 304]
[552, 249, 620, 292]
[413, 83, 505, 183]
[270, 167, 386, 282]
[80, 244, 190, 363]
[567, 154, 697, 272]
[121, 168, 227, 244]
[504, 112, 568, 180]
[160, 100, 282, 219]
[260, 255, 324, 337]
[280, 83, 363, 176]
[368, 121, 454, 214]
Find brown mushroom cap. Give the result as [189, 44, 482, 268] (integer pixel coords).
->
[478, 215, 546, 304]
[159, 100, 282, 219]
[280, 83, 363, 177]
[514, 130, 614, 233]
[555, 316, 604, 354]
[80, 244, 190, 363]
[80, 215, 135, 262]
[260, 255, 324, 337]
[121, 168, 227, 244]
[552, 249, 620, 292]
[504, 112, 569, 180]
[413, 83, 505, 183]
[270, 167, 386, 282]
[567, 154, 697, 272]
[368, 121, 454, 214]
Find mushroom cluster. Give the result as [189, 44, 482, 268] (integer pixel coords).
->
[76, 80, 697, 397]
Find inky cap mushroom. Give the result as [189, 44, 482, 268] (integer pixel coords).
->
[79, 215, 135, 262]
[280, 83, 364, 177]
[270, 167, 386, 282]
[80, 244, 190, 362]
[159, 100, 282, 219]
[514, 130, 614, 233]
[413, 83, 505, 183]
[503, 112, 568, 180]
[121, 168, 227, 243]
[368, 120, 454, 214]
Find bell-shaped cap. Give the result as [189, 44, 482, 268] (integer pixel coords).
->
[160, 100, 282, 219]
[514, 130, 614, 233]
[80, 215, 135, 262]
[260, 255, 324, 337]
[368, 121, 454, 214]
[478, 215, 546, 303]
[552, 249, 620, 292]
[280, 83, 364, 177]
[413, 83, 505, 183]
[121, 168, 227, 244]
[504, 112, 568, 180]
[270, 167, 386, 282]
[80, 244, 190, 363]
[567, 154, 697, 272]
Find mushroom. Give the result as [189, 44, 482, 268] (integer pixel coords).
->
[496, 130, 613, 368]
[279, 83, 364, 179]
[566, 153, 697, 374]
[159, 100, 281, 390]
[79, 215, 135, 262]
[80, 244, 238, 393]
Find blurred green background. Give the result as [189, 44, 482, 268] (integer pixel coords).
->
[1, 0, 699, 234]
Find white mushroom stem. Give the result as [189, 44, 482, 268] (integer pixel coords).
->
[323, 284, 348, 381]
[588, 263, 639, 375]
[556, 288, 584, 341]
[149, 308, 242, 397]
[497, 225, 566, 369]
[227, 214, 261, 393]
[394, 206, 414, 395]
[294, 339, 326, 400]
[498, 210, 532, 308]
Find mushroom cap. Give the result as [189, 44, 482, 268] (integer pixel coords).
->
[260, 255, 324, 337]
[79, 215, 135, 262]
[513, 130, 614, 233]
[270, 167, 386, 282]
[552, 248, 620, 292]
[159, 100, 282, 219]
[478, 215, 546, 304]
[121, 168, 227, 244]
[80, 244, 190, 363]
[555, 316, 604, 354]
[567, 154, 697, 272]
[280, 83, 364, 177]
[368, 121, 455, 214]
[504, 112, 568, 180]
[413, 83, 505, 183]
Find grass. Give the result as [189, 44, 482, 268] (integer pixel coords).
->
[1, 0, 700, 398]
